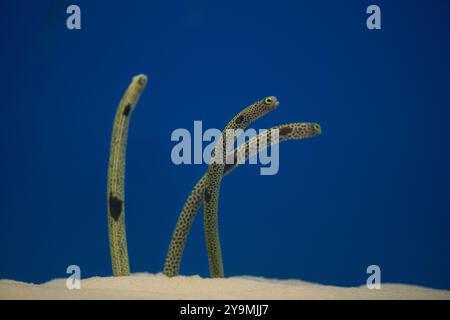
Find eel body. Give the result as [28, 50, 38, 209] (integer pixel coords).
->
[107, 74, 148, 276]
[203, 97, 280, 277]
[163, 122, 321, 277]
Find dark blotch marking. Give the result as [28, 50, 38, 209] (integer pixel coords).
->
[223, 154, 237, 175]
[123, 104, 131, 116]
[109, 193, 123, 221]
[279, 126, 293, 136]
[223, 163, 233, 175]
[235, 115, 244, 124]
[204, 189, 211, 203]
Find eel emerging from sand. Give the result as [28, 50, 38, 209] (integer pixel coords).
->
[163, 96, 279, 277]
[204, 97, 280, 277]
[163, 122, 321, 277]
[107, 74, 148, 276]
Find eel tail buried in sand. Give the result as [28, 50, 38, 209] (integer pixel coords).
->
[107, 74, 148, 276]
[203, 97, 279, 278]
[163, 122, 321, 277]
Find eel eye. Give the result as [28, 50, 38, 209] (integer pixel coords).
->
[313, 124, 321, 131]
[264, 97, 273, 105]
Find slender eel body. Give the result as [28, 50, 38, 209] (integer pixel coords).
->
[204, 97, 280, 277]
[163, 122, 321, 277]
[107, 74, 148, 276]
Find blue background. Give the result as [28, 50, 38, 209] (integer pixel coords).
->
[1, 0, 450, 290]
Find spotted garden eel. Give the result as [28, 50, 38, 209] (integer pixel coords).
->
[163, 122, 321, 277]
[204, 97, 284, 277]
[107, 74, 148, 276]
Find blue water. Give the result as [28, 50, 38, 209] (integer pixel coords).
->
[1, 0, 450, 290]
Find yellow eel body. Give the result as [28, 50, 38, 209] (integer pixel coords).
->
[163, 122, 321, 277]
[203, 97, 279, 277]
[107, 74, 147, 276]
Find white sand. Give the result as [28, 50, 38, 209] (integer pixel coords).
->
[1, 273, 449, 300]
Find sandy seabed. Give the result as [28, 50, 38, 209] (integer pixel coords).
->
[1, 273, 449, 300]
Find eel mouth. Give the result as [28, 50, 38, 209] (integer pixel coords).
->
[270, 96, 280, 108]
